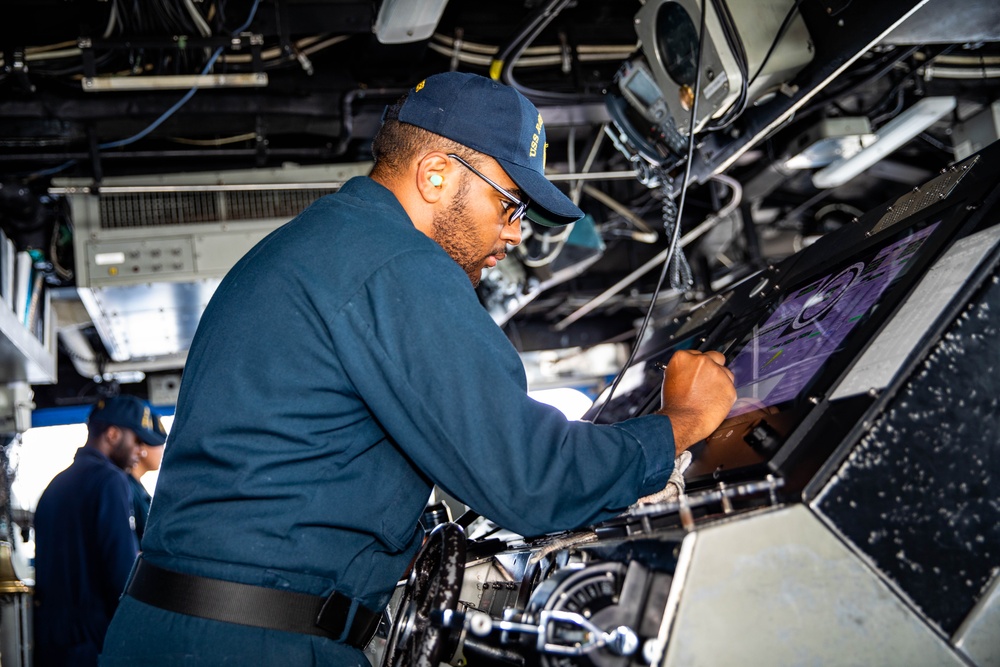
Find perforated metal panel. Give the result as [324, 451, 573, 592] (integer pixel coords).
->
[871, 155, 980, 235]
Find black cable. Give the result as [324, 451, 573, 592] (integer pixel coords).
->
[799, 44, 923, 119]
[24, 0, 260, 181]
[862, 47, 962, 124]
[803, 44, 954, 127]
[863, 69, 912, 120]
[152, 1, 177, 33]
[215, 0, 229, 33]
[663, 178, 693, 289]
[164, 0, 188, 34]
[133, 0, 151, 35]
[493, 0, 602, 105]
[703, 0, 749, 132]
[870, 84, 907, 128]
[30, 51, 117, 78]
[590, 0, 707, 422]
[493, 0, 569, 74]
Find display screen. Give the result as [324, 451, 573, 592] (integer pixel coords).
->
[624, 65, 663, 109]
[727, 222, 940, 417]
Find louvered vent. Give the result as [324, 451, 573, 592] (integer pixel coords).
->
[98, 188, 336, 229]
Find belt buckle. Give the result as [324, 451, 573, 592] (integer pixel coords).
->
[316, 590, 381, 648]
[315, 590, 352, 640]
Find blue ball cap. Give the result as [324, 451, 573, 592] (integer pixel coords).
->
[88, 395, 167, 446]
[396, 72, 585, 227]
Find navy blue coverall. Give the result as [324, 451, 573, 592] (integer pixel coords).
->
[126, 474, 152, 542]
[102, 177, 677, 665]
[34, 446, 139, 667]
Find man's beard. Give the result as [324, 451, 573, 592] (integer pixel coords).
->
[111, 438, 137, 471]
[432, 174, 489, 287]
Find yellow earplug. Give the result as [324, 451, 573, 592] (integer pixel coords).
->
[429, 174, 443, 187]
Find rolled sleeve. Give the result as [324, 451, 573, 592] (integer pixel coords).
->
[611, 414, 676, 496]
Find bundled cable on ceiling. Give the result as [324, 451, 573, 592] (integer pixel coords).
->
[489, 0, 603, 104]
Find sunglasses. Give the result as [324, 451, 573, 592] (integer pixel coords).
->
[447, 153, 529, 225]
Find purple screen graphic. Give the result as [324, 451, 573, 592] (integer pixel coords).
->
[727, 223, 939, 417]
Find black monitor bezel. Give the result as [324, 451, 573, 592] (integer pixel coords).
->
[597, 195, 979, 490]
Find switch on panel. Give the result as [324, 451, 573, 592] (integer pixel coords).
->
[88, 238, 195, 285]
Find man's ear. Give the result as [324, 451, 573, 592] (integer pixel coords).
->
[102, 424, 123, 446]
[415, 152, 451, 203]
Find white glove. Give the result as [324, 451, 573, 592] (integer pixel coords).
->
[633, 450, 692, 506]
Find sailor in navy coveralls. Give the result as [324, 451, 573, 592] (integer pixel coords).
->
[102, 72, 735, 666]
[34, 395, 167, 667]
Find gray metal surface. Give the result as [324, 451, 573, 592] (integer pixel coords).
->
[954, 101, 1000, 162]
[660, 505, 962, 667]
[78, 281, 219, 362]
[955, 574, 1000, 667]
[881, 0, 1000, 44]
[59, 162, 372, 364]
[634, 0, 812, 134]
[690, 0, 931, 182]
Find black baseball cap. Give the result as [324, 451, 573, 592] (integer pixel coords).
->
[88, 395, 167, 446]
[395, 72, 585, 227]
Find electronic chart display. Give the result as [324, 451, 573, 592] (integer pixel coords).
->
[726, 222, 940, 418]
[679, 219, 945, 482]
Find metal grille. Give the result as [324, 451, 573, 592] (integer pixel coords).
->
[871, 155, 980, 235]
[98, 188, 336, 229]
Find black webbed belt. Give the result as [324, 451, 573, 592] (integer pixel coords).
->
[126, 559, 380, 648]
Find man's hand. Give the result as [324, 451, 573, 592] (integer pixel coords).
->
[655, 350, 737, 454]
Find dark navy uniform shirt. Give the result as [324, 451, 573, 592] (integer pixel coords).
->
[34, 446, 138, 666]
[103, 177, 676, 665]
[127, 474, 152, 542]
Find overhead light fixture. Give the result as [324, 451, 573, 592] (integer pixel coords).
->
[374, 0, 450, 44]
[812, 96, 956, 189]
[82, 73, 268, 92]
[783, 117, 875, 170]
